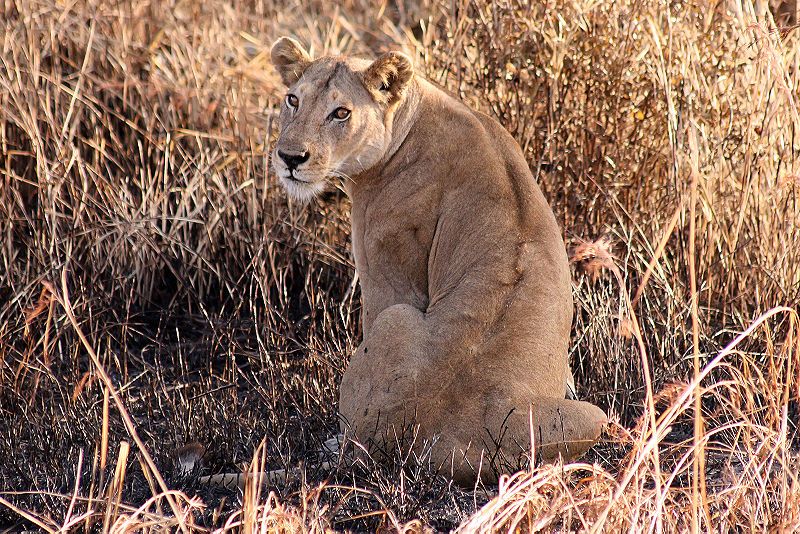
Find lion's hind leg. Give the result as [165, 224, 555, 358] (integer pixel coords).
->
[473, 397, 607, 476]
[524, 397, 608, 462]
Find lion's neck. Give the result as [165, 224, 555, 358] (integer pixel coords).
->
[343, 80, 424, 197]
[382, 78, 423, 163]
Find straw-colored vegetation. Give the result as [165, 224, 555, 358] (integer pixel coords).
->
[1, 0, 799, 531]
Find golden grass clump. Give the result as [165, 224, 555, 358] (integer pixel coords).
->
[1, 0, 799, 531]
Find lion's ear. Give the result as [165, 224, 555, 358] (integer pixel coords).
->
[271, 37, 312, 86]
[362, 52, 414, 105]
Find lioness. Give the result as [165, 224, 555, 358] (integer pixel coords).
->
[271, 37, 607, 484]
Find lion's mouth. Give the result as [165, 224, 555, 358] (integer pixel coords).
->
[285, 170, 309, 184]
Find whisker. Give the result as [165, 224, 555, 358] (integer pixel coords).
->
[328, 168, 356, 184]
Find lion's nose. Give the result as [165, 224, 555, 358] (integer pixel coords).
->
[278, 150, 310, 170]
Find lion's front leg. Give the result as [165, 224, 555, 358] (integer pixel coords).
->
[339, 303, 431, 448]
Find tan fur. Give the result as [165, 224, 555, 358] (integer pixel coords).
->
[271, 37, 608, 484]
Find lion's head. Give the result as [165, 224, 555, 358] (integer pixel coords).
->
[270, 37, 414, 202]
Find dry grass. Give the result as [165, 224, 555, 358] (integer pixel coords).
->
[1, 0, 799, 531]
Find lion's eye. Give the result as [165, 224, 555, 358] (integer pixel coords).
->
[331, 107, 351, 121]
[285, 94, 299, 109]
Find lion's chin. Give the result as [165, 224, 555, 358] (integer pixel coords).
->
[279, 174, 327, 203]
